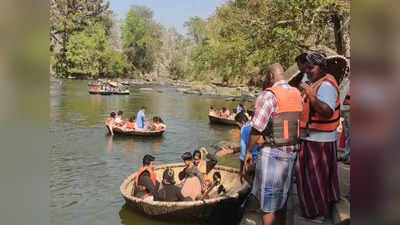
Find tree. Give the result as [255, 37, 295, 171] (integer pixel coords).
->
[50, 0, 112, 76]
[121, 5, 163, 76]
[66, 22, 127, 77]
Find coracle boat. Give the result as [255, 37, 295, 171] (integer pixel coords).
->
[120, 163, 250, 219]
[108, 126, 165, 137]
[112, 90, 130, 95]
[208, 114, 238, 126]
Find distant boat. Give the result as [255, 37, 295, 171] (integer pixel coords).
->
[208, 115, 238, 126]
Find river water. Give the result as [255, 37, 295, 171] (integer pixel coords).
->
[50, 79, 244, 225]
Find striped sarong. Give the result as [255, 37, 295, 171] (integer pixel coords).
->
[295, 140, 340, 218]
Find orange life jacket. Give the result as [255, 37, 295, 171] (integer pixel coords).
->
[344, 88, 350, 105]
[135, 167, 157, 198]
[262, 85, 303, 146]
[300, 74, 340, 132]
[126, 122, 135, 129]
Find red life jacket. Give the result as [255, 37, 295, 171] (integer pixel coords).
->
[300, 74, 340, 132]
[135, 167, 157, 198]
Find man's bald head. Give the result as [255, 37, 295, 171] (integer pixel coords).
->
[268, 63, 285, 77]
[263, 63, 285, 90]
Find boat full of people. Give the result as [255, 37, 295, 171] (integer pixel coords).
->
[208, 105, 251, 126]
[120, 152, 249, 219]
[105, 109, 166, 137]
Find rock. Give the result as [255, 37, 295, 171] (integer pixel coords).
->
[177, 88, 187, 92]
[139, 87, 153, 91]
[213, 141, 240, 153]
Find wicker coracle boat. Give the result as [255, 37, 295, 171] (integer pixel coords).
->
[120, 163, 250, 219]
[208, 115, 238, 126]
[109, 126, 165, 137]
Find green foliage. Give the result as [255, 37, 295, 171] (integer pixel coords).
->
[66, 23, 127, 77]
[122, 6, 163, 75]
[184, 0, 339, 85]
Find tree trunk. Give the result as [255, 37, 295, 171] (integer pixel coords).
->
[332, 12, 350, 58]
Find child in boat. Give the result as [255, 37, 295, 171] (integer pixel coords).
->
[105, 112, 116, 135]
[155, 168, 189, 202]
[124, 116, 135, 130]
[193, 148, 217, 175]
[178, 152, 206, 191]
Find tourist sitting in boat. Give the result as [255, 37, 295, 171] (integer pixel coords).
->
[114, 110, 125, 126]
[178, 152, 206, 191]
[192, 148, 217, 175]
[124, 116, 135, 130]
[229, 109, 236, 120]
[155, 168, 190, 202]
[146, 117, 159, 131]
[209, 106, 218, 117]
[220, 107, 230, 118]
[132, 154, 160, 201]
[154, 117, 166, 130]
[104, 85, 111, 92]
[105, 112, 116, 135]
[135, 106, 147, 129]
[236, 103, 245, 114]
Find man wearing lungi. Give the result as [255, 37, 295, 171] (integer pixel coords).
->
[244, 63, 303, 225]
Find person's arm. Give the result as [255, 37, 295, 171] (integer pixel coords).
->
[178, 167, 187, 181]
[140, 173, 159, 198]
[301, 82, 337, 119]
[206, 153, 217, 174]
[193, 168, 206, 187]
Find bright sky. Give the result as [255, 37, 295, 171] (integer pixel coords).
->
[109, 0, 226, 34]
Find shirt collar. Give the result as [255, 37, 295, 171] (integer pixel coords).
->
[272, 80, 288, 87]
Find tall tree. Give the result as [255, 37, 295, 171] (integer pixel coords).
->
[121, 5, 163, 76]
[50, 0, 112, 76]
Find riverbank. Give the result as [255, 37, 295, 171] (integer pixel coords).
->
[58, 75, 260, 104]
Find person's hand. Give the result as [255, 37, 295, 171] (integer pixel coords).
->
[299, 83, 313, 98]
[244, 152, 252, 173]
[240, 172, 245, 184]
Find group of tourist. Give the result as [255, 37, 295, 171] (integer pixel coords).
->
[105, 107, 166, 135]
[132, 148, 219, 202]
[209, 104, 251, 120]
[234, 52, 349, 225]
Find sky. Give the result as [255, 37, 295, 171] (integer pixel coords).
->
[109, 0, 227, 34]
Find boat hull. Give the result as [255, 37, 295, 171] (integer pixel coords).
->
[208, 115, 238, 126]
[110, 127, 165, 137]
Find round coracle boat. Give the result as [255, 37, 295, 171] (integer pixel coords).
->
[120, 163, 250, 219]
[111, 126, 165, 137]
[208, 115, 238, 126]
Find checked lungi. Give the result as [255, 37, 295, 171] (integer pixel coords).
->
[251, 145, 297, 213]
